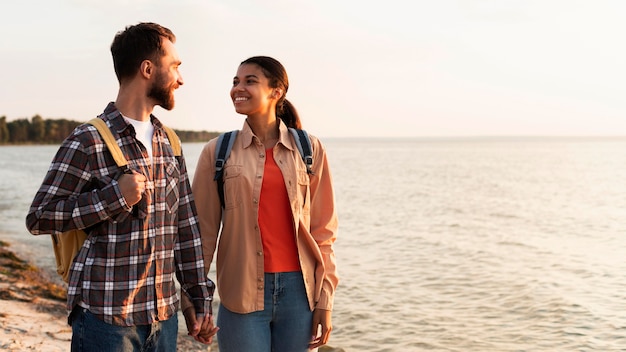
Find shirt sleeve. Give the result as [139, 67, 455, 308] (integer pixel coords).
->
[308, 136, 339, 311]
[25, 128, 132, 236]
[173, 151, 215, 316]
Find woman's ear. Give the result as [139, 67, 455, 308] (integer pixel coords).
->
[273, 88, 283, 99]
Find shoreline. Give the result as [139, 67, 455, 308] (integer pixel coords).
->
[0, 239, 71, 351]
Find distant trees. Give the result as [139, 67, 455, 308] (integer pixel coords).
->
[7, 118, 31, 143]
[174, 130, 221, 143]
[1, 116, 81, 144]
[0, 116, 9, 143]
[0, 115, 220, 145]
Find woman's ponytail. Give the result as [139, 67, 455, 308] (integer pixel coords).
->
[278, 99, 301, 129]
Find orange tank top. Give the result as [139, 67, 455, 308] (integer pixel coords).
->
[259, 148, 301, 272]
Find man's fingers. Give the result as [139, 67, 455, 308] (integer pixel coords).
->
[193, 315, 219, 345]
[118, 172, 148, 206]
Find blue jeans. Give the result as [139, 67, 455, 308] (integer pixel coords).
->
[217, 271, 313, 352]
[70, 306, 178, 351]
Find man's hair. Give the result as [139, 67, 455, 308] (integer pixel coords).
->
[110, 22, 176, 83]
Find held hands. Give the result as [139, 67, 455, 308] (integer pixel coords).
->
[183, 306, 219, 345]
[309, 308, 333, 350]
[118, 171, 147, 207]
[183, 305, 328, 347]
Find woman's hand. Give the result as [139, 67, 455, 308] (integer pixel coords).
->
[183, 306, 219, 344]
[309, 308, 332, 349]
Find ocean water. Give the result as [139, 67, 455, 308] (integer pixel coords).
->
[1, 138, 625, 351]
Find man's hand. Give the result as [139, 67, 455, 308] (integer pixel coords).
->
[309, 308, 332, 350]
[118, 171, 146, 206]
[183, 306, 219, 344]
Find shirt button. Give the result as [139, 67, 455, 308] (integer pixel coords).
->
[253, 199, 258, 204]
[260, 154, 265, 158]
[258, 285, 263, 290]
[257, 251, 263, 256]
[257, 175, 262, 178]
[258, 277, 263, 282]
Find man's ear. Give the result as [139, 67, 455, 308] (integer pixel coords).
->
[140, 60, 153, 79]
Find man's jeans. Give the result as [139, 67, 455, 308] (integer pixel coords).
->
[70, 306, 178, 352]
[217, 271, 313, 352]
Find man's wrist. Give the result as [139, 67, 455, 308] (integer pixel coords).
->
[191, 296, 213, 316]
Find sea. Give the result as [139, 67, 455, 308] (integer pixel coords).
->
[1, 137, 625, 351]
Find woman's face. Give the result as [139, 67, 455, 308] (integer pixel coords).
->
[231, 63, 276, 117]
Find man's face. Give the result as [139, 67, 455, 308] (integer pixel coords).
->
[148, 38, 183, 111]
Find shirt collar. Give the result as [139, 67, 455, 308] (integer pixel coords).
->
[238, 118, 296, 151]
[102, 102, 164, 135]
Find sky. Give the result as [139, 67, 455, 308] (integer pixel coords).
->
[1, 0, 625, 138]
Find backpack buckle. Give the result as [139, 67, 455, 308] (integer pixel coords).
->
[215, 159, 225, 171]
[304, 156, 313, 174]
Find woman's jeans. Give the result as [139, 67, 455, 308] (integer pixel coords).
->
[69, 306, 178, 352]
[217, 271, 313, 352]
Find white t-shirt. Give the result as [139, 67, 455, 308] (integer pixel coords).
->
[123, 116, 154, 162]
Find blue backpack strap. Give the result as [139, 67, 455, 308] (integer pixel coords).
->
[214, 130, 238, 208]
[289, 128, 314, 175]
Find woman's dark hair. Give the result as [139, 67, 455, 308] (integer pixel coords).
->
[110, 22, 175, 83]
[241, 56, 302, 129]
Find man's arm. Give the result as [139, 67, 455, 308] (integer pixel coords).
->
[172, 152, 214, 316]
[26, 128, 133, 236]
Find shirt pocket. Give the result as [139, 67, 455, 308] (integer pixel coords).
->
[165, 161, 180, 214]
[297, 170, 311, 214]
[223, 165, 242, 210]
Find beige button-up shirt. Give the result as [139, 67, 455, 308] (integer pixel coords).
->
[189, 120, 338, 314]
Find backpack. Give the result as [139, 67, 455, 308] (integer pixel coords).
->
[51, 118, 181, 283]
[214, 128, 313, 208]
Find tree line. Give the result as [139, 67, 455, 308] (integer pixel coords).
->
[0, 115, 220, 145]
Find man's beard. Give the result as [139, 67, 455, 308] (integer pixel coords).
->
[148, 71, 176, 110]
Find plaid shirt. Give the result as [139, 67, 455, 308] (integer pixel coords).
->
[26, 102, 213, 326]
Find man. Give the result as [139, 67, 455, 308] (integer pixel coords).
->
[25, 22, 217, 351]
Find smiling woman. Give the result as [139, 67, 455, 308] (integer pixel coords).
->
[186, 56, 340, 352]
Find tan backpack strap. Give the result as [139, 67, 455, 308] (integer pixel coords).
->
[87, 118, 128, 168]
[161, 125, 181, 156]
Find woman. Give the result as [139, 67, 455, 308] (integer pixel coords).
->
[192, 56, 339, 351]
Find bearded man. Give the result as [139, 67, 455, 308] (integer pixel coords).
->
[26, 22, 217, 351]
